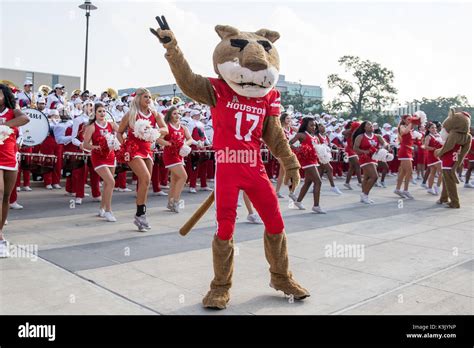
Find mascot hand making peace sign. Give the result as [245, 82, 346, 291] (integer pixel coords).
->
[151, 16, 309, 309]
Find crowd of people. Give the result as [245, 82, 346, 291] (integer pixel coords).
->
[0, 80, 473, 248]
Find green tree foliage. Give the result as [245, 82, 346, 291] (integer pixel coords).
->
[412, 96, 474, 122]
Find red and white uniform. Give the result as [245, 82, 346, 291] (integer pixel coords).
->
[345, 132, 358, 159]
[398, 131, 413, 160]
[127, 111, 157, 161]
[46, 93, 65, 110]
[317, 133, 330, 146]
[441, 144, 462, 170]
[163, 122, 186, 168]
[466, 138, 474, 162]
[358, 133, 380, 167]
[91, 122, 116, 171]
[297, 132, 319, 169]
[283, 126, 295, 140]
[0, 108, 18, 171]
[209, 77, 283, 240]
[17, 90, 33, 109]
[426, 133, 443, 167]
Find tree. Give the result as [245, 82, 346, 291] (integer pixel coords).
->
[328, 55, 397, 115]
[281, 83, 323, 114]
[412, 95, 473, 122]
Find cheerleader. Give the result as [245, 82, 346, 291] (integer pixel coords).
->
[275, 112, 297, 198]
[414, 126, 426, 183]
[394, 116, 415, 199]
[0, 84, 29, 258]
[157, 106, 194, 213]
[423, 122, 443, 195]
[352, 121, 388, 204]
[117, 88, 168, 231]
[82, 103, 118, 222]
[374, 127, 389, 188]
[342, 121, 362, 190]
[288, 117, 326, 214]
[316, 123, 342, 194]
[463, 127, 474, 188]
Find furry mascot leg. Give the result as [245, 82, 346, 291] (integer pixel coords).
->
[445, 169, 460, 208]
[264, 231, 310, 299]
[438, 171, 450, 205]
[202, 235, 234, 309]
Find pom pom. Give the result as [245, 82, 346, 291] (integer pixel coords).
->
[133, 119, 160, 142]
[372, 148, 394, 162]
[440, 128, 448, 142]
[179, 144, 192, 157]
[296, 144, 317, 164]
[105, 133, 121, 151]
[386, 153, 394, 162]
[314, 144, 332, 164]
[413, 111, 427, 126]
[0, 125, 13, 145]
[116, 140, 139, 163]
[412, 130, 422, 140]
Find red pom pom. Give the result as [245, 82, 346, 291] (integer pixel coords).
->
[296, 144, 317, 164]
[167, 130, 185, 157]
[116, 140, 139, 163]
[93, 137, 111, 157]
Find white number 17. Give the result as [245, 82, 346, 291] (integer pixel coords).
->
[234, 112, 259, 142]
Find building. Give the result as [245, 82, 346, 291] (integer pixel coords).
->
[118, 74, 323, 101]
[0, 67, 80, 95]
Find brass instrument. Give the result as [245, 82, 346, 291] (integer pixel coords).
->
[171, 96, 182, 105]
[38, 85, 52, 97]
[106, 87, 118, 100]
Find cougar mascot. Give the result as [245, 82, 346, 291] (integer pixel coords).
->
[150, 16, 309, 309]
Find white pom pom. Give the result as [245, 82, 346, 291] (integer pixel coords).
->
[412, 130, 422, 140]
[105, 133, 121, 151]
[179, 144, 192, 157]
[440, 128, 448, 142]
[386, 153, 394, 162]
[0, 125, 13, 145]
[133, 119, 160, 142]
[414, 111, 427, 126]
[343, 152, 349, 163]
[372, 148, 387, 161]
[314, 144, 332, 164]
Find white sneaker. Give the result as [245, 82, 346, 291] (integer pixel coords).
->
[343, 183, 353, 190]
[85, 184, 91, 188]
[271, 178, 277, 183]
[16, 186, 20, 192]
[45, 185, 53, 190]
[294, 201, 306, 210]
[154, 191, 168, 196]
[394, 189, 406, 198]
[209, 179, 214, 182]
[427, 188, 438, 195]
[22, 186, 32, 192]
[64, 192, 74, 197]
[403, 191, 414, 200]
[200, 186, 213, 191]
[420, 183, 428, 189]
[288, 192, 298, 202]
[276, 192, 285, 199]
[131, 180, 138, 185]
[98, 208, 105, 217]
[99, 182, 103, 188]
[464, 183, 474, 188]
[411, 178, 417, 185]
[331, 186, 342, 195]
[374, 182, 382, 188]
[75, 198, 82, 205]
[0, 240, 10, 258]
[92, 196, 102, 202]
[434, 185, 440, 195]
[360, 193, 371, 204]
[160, 185, 169, 189]
[381, 182, 387, 188]
[134, 214, 150, 231]
[53, 184, 62, 189]
[104, 211, 117, 222]
[247, 213, 263, 224]
[118, 187, 132, 192]
[312, 206, 327, 214]
[84, 193, 90, 197]
[189, 188, 197, 194]
[10, 202, 23, 210]
[113, 188, 119, 192]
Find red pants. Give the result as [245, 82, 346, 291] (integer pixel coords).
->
[331, 161, 343, 177]
[17, 147, 32, 187]
[73, 163, 101, 198]
[43, 144, 63, 186]
[188, 158, 208, 188]
[115, 171, 127, 189]
[159, 162, 168, 186]
[207, 159, 215, 179]
[151, 161, 162, 192]
[214, 161, 284, 240]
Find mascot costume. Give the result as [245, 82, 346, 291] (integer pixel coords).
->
[150, 16, 309, 309]
[435, 108, 471, 208]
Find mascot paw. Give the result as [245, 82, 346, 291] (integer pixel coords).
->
[270, 273, 310, 300]
[150, 15, 177, 48]
[446, 202, 460, 209]
[284, 168, 300, 191]
[202, 289, 230, 310]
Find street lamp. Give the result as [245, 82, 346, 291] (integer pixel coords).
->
[78, 0, 98, 91]
[172, 84, 177, 97]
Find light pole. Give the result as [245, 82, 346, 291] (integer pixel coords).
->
[172, 84, 177, 98]
[78, 0, 97, 91]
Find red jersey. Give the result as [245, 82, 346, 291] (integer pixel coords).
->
[317, 134, 330, 146]
[0, 108, 18, 171]
[467, 138, 474, 161]
[398, 131, 414, 160]
[163, 122, 186, 168]
[358, 133, 380, 167]
[91, 121, 116, 170]
[441, 144, 462, 169]
[426, 133, 443, 166]
[127, 111, 157, 161]
[209, 78, 281, 162]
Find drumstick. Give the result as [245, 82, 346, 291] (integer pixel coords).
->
[179, 191, 215, 236]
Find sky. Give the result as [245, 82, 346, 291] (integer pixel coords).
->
[1, 0, 473, 105]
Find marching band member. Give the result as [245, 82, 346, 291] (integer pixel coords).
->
[157, 106, 193, 213]
[464, 127, 474, 188]
[82, 103, 118, 222]
[353, 121, 388, 204]
[275, 112, 297, 198]
[394, 115, 415, 199]
[41, 109, 60, 189]
[53, 109, 74, 193]
[117, 88, 168, 231]
[17, 80, 34, 109]
[289, 117, 326, 214]
[343, 121, 362, 190]
[329, 124, 344, 178]
[0, 84, 29, 258]
[187, 110, 211, 193]
[46, 84, 66, 110]
[316, 123, 342, 195]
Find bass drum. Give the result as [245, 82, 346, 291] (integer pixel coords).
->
[20, 108, 50, 146]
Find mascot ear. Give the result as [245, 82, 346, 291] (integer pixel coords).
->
[255, 28, 280, 43]
[215, 25, 240, 39]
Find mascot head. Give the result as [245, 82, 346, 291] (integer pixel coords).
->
[442, 107, 471, 134]
[213, 25, 280, 98]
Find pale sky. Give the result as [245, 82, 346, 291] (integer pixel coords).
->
[1, 0, 473, 104]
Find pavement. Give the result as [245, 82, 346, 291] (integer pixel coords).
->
[1, 175, 473, 315]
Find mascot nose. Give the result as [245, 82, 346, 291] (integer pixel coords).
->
[242, 43, 268, 71]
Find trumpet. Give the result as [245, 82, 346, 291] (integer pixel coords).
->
[171, 96, 182, 105]
[106, 87, 118, 100]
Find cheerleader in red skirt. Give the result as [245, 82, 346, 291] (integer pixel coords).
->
[117, 88, 168, 231]
[288, 117, 326, 214]
[83, 102, 118, 222]
[395, 115, 415, 199]
[316, 123, 342, 194]
[0, 84, 29, 258]
[423, 122, 443, 195]
[275, 112, 297, 198]
[342, 121, 362, 190]
[352, 121, 388, 204]
[157, 106, 194, 213]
